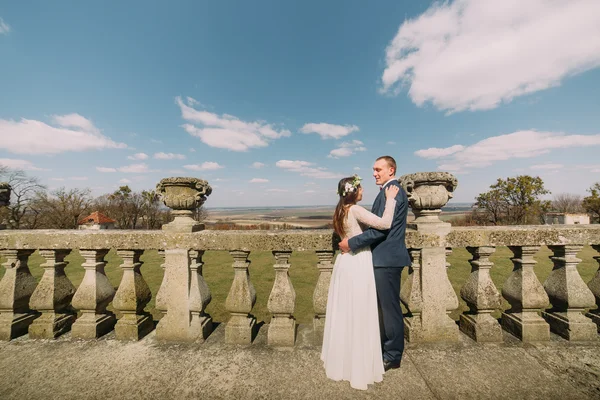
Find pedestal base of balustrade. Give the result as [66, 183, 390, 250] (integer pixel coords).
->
[585, 311, 600, 333]
[71, 312, 116, 339]
[28, 312, 74, 339]
[190, 314, 213, 342]
[115, 313, 153, 341]
[542, 310, 597, 341]
[268, 317, 296, 346]
[225, 314, 256, 344]
[162, 219, 204, 233]
[405, 315, 458, 342]
[459, 313, 503, 342]
[501, 311, 549, 342]
[313, 317, 325, 344]
[0, 312, 38, 340]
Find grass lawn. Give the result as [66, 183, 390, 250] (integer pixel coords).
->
[0, 246, 598, 324]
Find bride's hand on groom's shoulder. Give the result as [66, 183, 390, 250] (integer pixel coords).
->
[385, 185, 399, 199]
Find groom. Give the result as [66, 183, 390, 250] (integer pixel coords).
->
[338, 155, 410, 371]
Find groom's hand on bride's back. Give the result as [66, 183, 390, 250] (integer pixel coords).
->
[339, 238, 350, 253]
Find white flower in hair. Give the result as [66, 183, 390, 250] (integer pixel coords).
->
[338, 174, 362, 197]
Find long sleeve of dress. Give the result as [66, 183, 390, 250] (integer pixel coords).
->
[350, 198, 396, 230]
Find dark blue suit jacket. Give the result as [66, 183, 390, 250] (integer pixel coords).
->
[348, 180, 411, 268]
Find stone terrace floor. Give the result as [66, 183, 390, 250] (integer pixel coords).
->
[1, 324, 599, 400]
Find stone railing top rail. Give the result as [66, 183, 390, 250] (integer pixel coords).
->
[1, 225, 600, 251]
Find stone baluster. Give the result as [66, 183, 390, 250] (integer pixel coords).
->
[444, 247, 459, 322]
[542, 245, 596, 340]
[401, 248, 423, 342]
[189, 250, 213, 342]
[225, 250, 256, 344]
[156, 249, 194, 341]
[71, 249, 116, 339]
[267, 251, 295, 346]
[29, 250, 76, 339]
[154, 249, 167, 317]
[0, 249, 37, 340]
[585, 244, 600, 331]
[501, 246, 549, 341]
[460, 246, 503, 342]
[113, 250, 153, 340]
[313, 250, 334, 343]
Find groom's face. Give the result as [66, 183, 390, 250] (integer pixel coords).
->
[372, 159, 395, 186]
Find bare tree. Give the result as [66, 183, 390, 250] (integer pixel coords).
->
[0, 168, 46, 228]
[551, 193, 583, 213]
[32, 187, 93, 229]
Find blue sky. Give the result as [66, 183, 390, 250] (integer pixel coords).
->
[1, 0, 599, 207]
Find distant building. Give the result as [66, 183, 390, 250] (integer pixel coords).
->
[544, 212, 590, 225]
[78, 211, 116, 230]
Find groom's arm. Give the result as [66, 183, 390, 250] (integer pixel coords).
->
[347, 226, 387, 252]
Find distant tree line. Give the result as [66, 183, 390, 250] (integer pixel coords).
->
[452, 175, 600, 226]
[0, 166, 201, 230]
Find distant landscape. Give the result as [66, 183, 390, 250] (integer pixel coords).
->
[203, 202, 474, 229]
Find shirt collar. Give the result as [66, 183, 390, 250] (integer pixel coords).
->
[380, 178, 397, 189]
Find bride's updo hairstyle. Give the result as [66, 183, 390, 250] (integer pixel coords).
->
[333, 175, 362, 238]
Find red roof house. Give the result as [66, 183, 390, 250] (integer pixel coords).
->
[78, 211, 116, 230]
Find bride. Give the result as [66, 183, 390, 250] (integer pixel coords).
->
[321, 174, 399, 390]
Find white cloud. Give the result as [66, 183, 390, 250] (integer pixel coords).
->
[415, 145, 466, 159]
[0, 158, 46, 171]
[150, 139, 163, 144]
[0, 114, 126, 155]
[50, 178, 65, 181]
[387, 141, 396, 145]
[530, 163, 564, 170]
[176, 96, 291, 151]
[189, 148, 196, 152]
[70, 176, 88, 181]
[183, 162, 224, 171]
[119, 178, 131, 184]
[249, 178, 269, 183]
[128, 152, 149, 160]
[299, 123, 359, 139]
[354, 167, 361, 171]
[381, 0, 600, 113]
[118, 163, 151, 173]
[276, 159, 342, 179]
[328, 140, 367, 158]
[415, 130, 600, 172]
[154, 152, 186, 160]
[267, 188, 289, 193]
[252, 162, 265, 169]
[97, 167, 117, 173]
[305, 190, 316, 193]
[0, 18, 11, 35]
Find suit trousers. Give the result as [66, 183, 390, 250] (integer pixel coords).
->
[373, 266, 404, 363]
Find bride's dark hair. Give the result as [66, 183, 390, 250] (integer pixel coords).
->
[333, 176, 361, 238]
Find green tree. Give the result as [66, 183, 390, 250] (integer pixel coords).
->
[582, 183, 600, 223]
[474, 175, 551, 225]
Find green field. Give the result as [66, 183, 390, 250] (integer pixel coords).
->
[0, 246, 598, 324]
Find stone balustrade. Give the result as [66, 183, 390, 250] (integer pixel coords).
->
[0, 225, 598, 345]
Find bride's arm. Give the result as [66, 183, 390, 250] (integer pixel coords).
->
[351, 197, 396, 230]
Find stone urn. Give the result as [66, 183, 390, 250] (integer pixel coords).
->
[399, 172, 458, 224]
[156, 177, 212, 232]
[0, 182, 11, 230]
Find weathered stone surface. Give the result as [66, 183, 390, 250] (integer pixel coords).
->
[401, 249, 423, 342]
[157, 177, 211, 233]
[501, 246, 550, 342]
[113, 250, 153, 341]
[71, 250, 116, 339]
[189, 250, 213, 342]
[0, 249, 38, 340]
[154, 249, 167, 316]
[399, 171, 458, 224]
[542, 245, 597, 341]
[225, 250, 256, 344]
[586, 245, 600, 332]
[267, 251, 296, 346]
[313, 250, 334, 344]
[28, 249, 75, 339]
[460, 246, 503, 342]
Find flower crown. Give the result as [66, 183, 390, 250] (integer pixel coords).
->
[338, 175, 362, 197]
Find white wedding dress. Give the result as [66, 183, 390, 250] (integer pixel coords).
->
[321, 197, 396, 390]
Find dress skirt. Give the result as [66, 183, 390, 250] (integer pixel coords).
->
[320, 248, 384, 390]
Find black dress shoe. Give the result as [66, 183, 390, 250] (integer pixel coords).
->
[383, 359, 401, 371]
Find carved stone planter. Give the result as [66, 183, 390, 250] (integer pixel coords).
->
[156, 177, 212, 233]
[0, 182, 11, 230]
[399, 172, 458, 224]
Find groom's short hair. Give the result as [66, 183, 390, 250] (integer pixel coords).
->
[376, 155, 396, 174]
